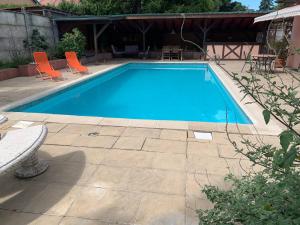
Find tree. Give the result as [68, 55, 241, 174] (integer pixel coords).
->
[259, 0, 273, 11]
[56, 0, 248, 15]
[276, 0, 300, 9]
[219, 0, 248, 12]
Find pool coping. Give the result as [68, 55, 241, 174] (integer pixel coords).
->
[0, 60, 282, 136]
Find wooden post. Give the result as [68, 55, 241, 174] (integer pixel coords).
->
[197, 20, 215, 48]
[136, 22, 152, 51]
[93, 24, 98, 55]
[93, 23, 110, 55]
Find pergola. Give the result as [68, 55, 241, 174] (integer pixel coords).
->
[54, 12, 269, 58]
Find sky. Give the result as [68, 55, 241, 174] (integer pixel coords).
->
[238, 0, 261, 10]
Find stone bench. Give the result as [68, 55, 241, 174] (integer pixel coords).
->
[0, 125, 48, 178]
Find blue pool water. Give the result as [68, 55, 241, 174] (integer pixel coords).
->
[10, 63, 251, 124]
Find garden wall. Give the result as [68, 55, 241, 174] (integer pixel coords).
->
[0, 10, 57, 61]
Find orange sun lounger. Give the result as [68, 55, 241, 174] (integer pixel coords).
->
[65, 52, 88, 73]
[33, 52, 62, 80]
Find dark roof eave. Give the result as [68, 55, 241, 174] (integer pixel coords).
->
[53, 11, 268, 23]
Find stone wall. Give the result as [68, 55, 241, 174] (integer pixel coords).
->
[0, 10, 57, 61]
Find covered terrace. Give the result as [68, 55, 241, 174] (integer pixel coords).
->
[54, 12, 269, 60]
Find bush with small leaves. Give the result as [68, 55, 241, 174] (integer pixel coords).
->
[57, 28, 86, 58]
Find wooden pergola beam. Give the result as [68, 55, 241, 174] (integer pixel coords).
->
[93, 22, 110, 55]
[135, 22, 153, 51]
[196, 20, 216, 47]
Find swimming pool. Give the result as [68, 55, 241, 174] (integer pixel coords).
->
[10, 63, 251, 124]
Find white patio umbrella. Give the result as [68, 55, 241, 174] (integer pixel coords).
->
[254, 4, 300, 23]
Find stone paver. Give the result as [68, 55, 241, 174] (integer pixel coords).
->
[187, 154, 229, 175]
[98, 126, 125, 136]
[87, 165, 131, 190]
[134, 193, 185, 225]
[143, 138, 186, 154]
[102, 149, 154, 168]
[45, 133, 80, 146]
[22, 184, 81, 216]
[45, 123, 67, 133]
[218, 144, 246, 159]
[60, 217, 109, 225]
[122, 127, 160, 138]
[127, 168, 185, 195]
[151, 153, 186, 171]
[34, 161, 97, 185]
[59, 124, 100, 135]
[0, 210, 62, 225]
[66, 187, 142, 223]
[72, 135, 118, 148]
[187, 142, 219, 157]
[160, 129, 187, 141]
[113, 136, 145, 150]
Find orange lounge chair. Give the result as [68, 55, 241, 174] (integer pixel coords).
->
[33, 52, 62, 80]
[65, 52, 88, 73]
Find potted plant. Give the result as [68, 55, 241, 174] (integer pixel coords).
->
[270, 38, 289, 68]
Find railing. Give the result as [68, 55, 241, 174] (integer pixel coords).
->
[205, 43, 261, 60]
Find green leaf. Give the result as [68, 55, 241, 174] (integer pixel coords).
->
[263, 110, 271, 124]
[282, 146, 297, 168]
[280, 131, 294, 151]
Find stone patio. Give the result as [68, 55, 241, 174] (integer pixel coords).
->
[0, 60, 278, 225]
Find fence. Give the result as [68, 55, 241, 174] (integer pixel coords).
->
[0, 10, 57, 61]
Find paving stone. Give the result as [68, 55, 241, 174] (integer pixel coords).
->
[0, 181, 48, 211]
[127, 119, 157, 128]
[66, 187, 142, 224]
[113, 136, 145, 150]
[45, 123, 67, 133]
[217, 144, 246, 159]
[39, 145, 78, 162]
[135, 193, 185, 225]
[0, 210, 62, 225]
[186, 173, 230, 200]
[6, 112, 48, 122]
[68, 147, 108, 164]
[72, 135, 118, 148]
[46, 115, 101, 125]
[151, 153, 186, 171]
[157, 120, 188, 130]
[87, 165, 130, 190]
[34, 161, 97, 185]
[60, 217, 110, 225]
[186, 199, 214, 225]
[45, 133, 80, 146]
[60, 124, 100, 135]
[143, 138, 186, 154]
[187, 142, 219, 157]
[0, 120, 17, 130]
[98, 126, 125, 136]
[23, 184, 82, 216]
[225, 158, 264, 177]
[212, 132, 232, 145]
[102, 149, 154, 168]
[99, 118, 130, 127]
[122, 127, 160, 138]
[160, 129, 187, 141]
[127, 168, 185, 195]
[187, 154, 228, 175]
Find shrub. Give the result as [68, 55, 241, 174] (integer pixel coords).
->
[23, 29, 49, 52]
[0, 56, 32, 69]
[197, 51, 300, 224]
[57, 28, 86, 58]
